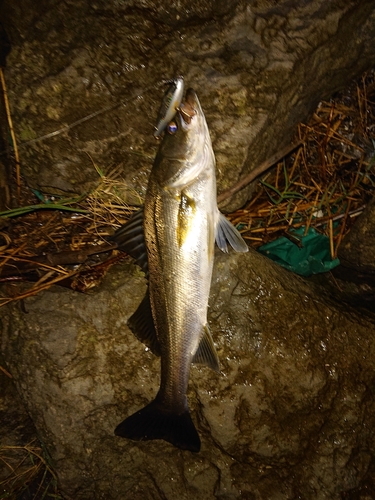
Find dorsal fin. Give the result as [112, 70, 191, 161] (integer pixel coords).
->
[127, 289, 160, 356]
[110, 209, 149, 275]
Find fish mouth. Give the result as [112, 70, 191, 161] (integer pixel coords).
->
[178, 88, 197, 125]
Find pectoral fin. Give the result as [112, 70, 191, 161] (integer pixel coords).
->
[215, 211, 248, 253]
[192, 324, 220, 372]
[127, 289, 160, 356]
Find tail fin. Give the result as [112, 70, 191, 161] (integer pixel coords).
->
[115, 400, 201, 452]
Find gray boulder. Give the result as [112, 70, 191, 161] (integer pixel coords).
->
[1, 0, 375, 208]
[1, 0, 375, 497]
[2, 250, 375, 498]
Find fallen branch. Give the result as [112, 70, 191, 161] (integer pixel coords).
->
[217, 140, 304, 203]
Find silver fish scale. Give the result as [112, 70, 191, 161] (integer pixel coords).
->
[144, 111, 216, 413]
[114, 88, 247, 452]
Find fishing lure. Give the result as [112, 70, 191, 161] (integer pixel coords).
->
[154, 76, 184, 138]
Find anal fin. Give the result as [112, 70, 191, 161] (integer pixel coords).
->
[192, 324, 220, 372]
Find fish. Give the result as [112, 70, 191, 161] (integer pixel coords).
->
[112, 86, 248, 452]
[154, 76, 184, 138]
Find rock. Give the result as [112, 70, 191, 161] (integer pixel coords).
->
[0, 362, 40, 492]
[339, 197, 375, 272]
[1, 1, 375, 208]
[2, 250, 375, 498]
[328, 198, 375, 309]
[2, 0, 375, 497]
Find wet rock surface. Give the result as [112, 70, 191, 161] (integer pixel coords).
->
[339, 197, 375, 273]
[2, 1, 375, 498]
[0, 362, 40, 486]
[1, 0, 375, 208]
[328, 198, 375, 311]
[2, 251, 375, 499]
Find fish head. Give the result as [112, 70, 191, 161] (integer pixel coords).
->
[155, 88, 214, 188]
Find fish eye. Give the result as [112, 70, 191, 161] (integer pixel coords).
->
[167, 121, 178, 134]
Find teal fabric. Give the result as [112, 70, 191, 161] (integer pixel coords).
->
[257, 226, 340, 276]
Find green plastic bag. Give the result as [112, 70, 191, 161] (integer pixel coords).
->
[257, 226, 340, 277]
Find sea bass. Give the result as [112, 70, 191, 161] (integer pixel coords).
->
[112, 87, 248, 452]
